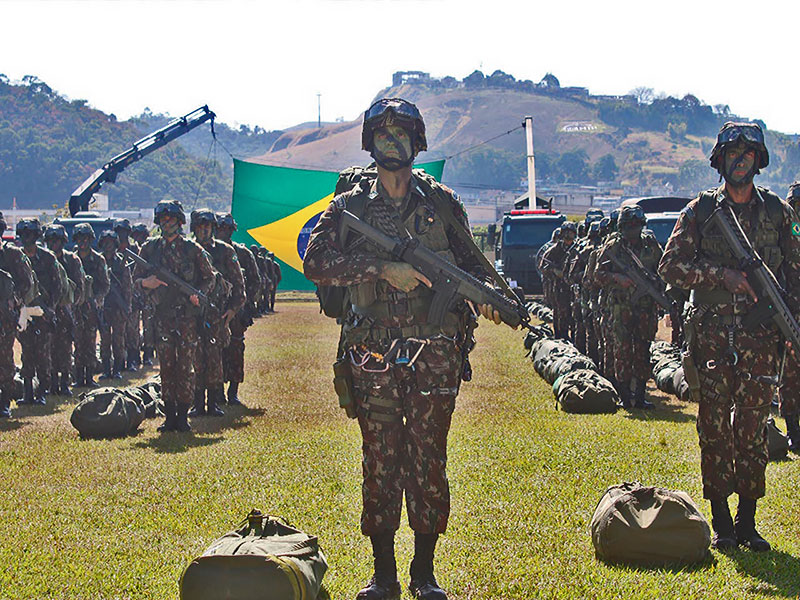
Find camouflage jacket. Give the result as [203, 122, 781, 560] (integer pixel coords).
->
[658, 185, 800, 316]
[594, 231, 663, 309]
[135, 235, 216, 315]
[0, 241, 35, 306]
[78, 249, 110, 304]
[57, 250, 88, 306]
[25, 245, 64, 309]
[199, 239, 246, 314]
[104, 251, 133, 312]
[231, 241, 262, 307]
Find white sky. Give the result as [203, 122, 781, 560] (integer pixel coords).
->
[2, 0, 798, 134]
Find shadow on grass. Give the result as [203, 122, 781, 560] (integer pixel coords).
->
[188, 405, 266, 436]
[729, 548, 800, 597]
[600, 552, 717, 573]
[621, 397, 696, 424]
[0, 416, 28, 432]
[133, 432, 224, 454]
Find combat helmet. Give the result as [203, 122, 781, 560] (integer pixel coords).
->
[598, 217, 611, 237]
[98, 230, 119, 248]
[362, 98, 427, 155]
[72, 223, 95, 240]
[154, 200, 186, 225]
[216, 212, 237, 231]
[44, 224, 68, 242]
[190, 208, 217, 229]
[618, 205, 647, 229]
[113, 218, 132, 233]
[560, 221, 578, 240]
[16, 218, 42, 239]
[588, 221, 602, 241]
[788, 181, 800, 212]
[577, 221, 587, 238]
[709, 121, 769, 175]
[131, 223, 149, 236]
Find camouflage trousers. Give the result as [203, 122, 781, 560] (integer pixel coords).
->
[779, 351, 798, 416]
[223, 317, 248, 384]
[552, 287, 572, 340]
[142, 303, 156, 350]
[51, 305, 75, 375]
[608, 303, 658, 383]
[583, 306, 599, 367]
[156, 316, 199, 407]
[269, 287, 277, 312]
[0, 318, 16, 395]
[126, 307, 141, 359]
[100, 309, 127, 368]
[694, 320, 778, 499]
[600, 308, 615, 381]
[74, 304, 99, 371]
[19, 316, 52, 382]
[196, 320, 230, 389]
[350, 338, 461, 535]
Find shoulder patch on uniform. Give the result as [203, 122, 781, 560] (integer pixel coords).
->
[791, 222, 800, 236]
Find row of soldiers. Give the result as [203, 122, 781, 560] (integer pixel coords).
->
[0, 207, 281, 421]
[539, 183, 800, 450]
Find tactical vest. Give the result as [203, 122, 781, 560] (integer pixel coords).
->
[695, 187, 784, 277]
[81, 250, 105, 298]
[606, 232, 661, 308]
[203, 240, 234, 309]
[344, 175, 463, 342]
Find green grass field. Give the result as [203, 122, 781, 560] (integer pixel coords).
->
[1, 302, 799, 599]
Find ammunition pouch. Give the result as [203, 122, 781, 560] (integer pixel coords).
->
[332, 358, 356, 419]
[681, 350, 702, 402]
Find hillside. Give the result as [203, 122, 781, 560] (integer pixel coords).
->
[250, 71, 800, 197]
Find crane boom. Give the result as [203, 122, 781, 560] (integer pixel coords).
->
[68, 105, 216, 216]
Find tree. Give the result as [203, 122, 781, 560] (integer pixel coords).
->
[593, 154, 619, 181]
[630, 87, 655, 105]
[557, 150, 590, 183]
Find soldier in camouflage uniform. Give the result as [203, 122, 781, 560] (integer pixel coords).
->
[115, 219, 141, 371]
[268, 251, 281, 312]
[776, 181, 800, 452]
[540, 221, 577, 340]
[134, 200, 216, 432]
[188, 209, 245, 417]
[659, 122, 800, 552]
[16, 218, 64, 405]
[44, 224, 87, 395]
[216, 213, 262, 405]
[0, 212, 35, 417]
[97, 231, 132, 380]
[252, 244, 271, 316]
[304, 98, 501, 600]
[72, 224, 110, 388]
[130, 223, 155, 366]
[537, 227, 560, 309]
[594, 206, 663, 409]
[569, 221, 602, 360]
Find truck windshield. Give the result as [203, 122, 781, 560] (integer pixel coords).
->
[646, 218, 678, 247]
[503, 219, 562, 248]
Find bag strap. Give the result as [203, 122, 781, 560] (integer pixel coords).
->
[420, 177, 517, 300]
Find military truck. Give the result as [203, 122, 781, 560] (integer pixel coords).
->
[489, 208, 566, 296]
[644, 211, 681, 247]
[52, 212, 116, 249]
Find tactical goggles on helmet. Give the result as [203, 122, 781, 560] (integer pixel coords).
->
[114, 218, 131, 232]
[191, 209, 217, 227]
[72, 224, 95, 239]
[16, 219, 42, 234]
[716, 122, 765, 148]
[131, 223, 149, 234]
[216, 212, 237, 230]
[154, 201, 185, 224]
[44, 225, 68, 241]
[364, 98, 423, 124]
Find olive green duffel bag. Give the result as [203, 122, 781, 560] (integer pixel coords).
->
[180, 509, 328, 600]
[590, 482, 711, 566]
[553, 369, 618, 413]
[70, 387, 145, 438]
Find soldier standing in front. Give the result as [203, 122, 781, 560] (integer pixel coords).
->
[659, 122, 800, 551]
[134, 200, 215, 432]
[304, 98, 502, 600]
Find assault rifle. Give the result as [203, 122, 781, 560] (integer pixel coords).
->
[106, 270, 130, 316]
[707, 197, 800, 348]
[607, 248, 672, 311]
[123, 248, 217, 311]
[338, 211, 533, 331]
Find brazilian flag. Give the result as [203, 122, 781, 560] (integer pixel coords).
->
[231, 158, 445, 290]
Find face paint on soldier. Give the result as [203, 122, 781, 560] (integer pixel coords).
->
[194, 222, 213, 243]
[724, 143, 757, 186]
[160, 216, 182, 237]
[371, 125, 414, 171]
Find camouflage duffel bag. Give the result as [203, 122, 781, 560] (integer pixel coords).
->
[590, 482, 711, 566]
[70, 387, 145, 438]
[544, 354, 596, 384]
[553, 369, 618, 413]
[181, 509, 328, 600]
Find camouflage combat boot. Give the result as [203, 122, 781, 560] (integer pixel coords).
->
[710, 498, 737, 551]
[83, 366, 99, 388]
[207, 385, 225, 417]
[175, 403, 192, 432]
[633, 378, 653, 410]
[409, 533, 447, 600]
[158, 402, 177, 432]
[188, 387, 207, 417]
[58, 372, 72, 397]
[227, 381, 243, 406]
[99, 358, 112, 380]
[142, 347, 154, 367]
[356, 530, 401, 600]
[112, 358, 123, 380]
[617, 380, 632, 410]
[735, 497, 771, 552]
